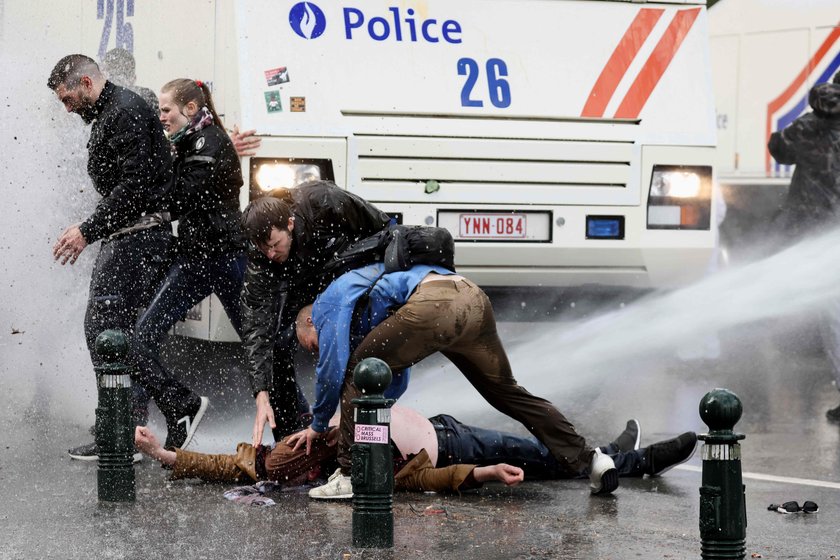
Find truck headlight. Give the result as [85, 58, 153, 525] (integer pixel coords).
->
[647, 165, 712, 230]
[249, 158, 335, 199]
[252, 162, 322, 192]
[650, 170, 702, 198]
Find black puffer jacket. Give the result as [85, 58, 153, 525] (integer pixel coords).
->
[169, 124, 244, 257]
[241, 181, 391, 395]
[768, 82, 840, 238]
[79, 81, 172, 243]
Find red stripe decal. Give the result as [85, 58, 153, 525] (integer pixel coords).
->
[614, 8, 701, 119]
[765, 25, 840, 173]
[581, 8, 664, 118]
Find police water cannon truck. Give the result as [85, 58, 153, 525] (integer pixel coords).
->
[6, 0, 720, 341]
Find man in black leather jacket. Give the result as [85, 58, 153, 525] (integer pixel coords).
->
[48, 54, 173, 460]
[768, 77, 840, 421]
[240, 181, 391, 445]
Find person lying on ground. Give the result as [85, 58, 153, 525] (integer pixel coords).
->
[135, 405, 697, 498]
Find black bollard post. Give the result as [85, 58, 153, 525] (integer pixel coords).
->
[351, 357, 395, 549]
[698, 388, 746, 559]
[94, 329, 136, 502]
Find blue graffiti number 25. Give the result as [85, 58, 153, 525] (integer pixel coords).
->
[458, 57, 511, 109]
[98, 0, 135, 60]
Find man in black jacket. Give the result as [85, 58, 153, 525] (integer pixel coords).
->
[240, 181, 391, 446]
[49, 54, 173, 460]
[768, 77, 840, 422]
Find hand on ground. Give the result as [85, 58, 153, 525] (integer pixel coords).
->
[135, 426, 161, 456]
[474, 463, 524, 486]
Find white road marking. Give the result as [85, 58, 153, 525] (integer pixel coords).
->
[676, 465, 840, 490]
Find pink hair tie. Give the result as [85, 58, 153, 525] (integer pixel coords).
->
[195, 79, 203, 87]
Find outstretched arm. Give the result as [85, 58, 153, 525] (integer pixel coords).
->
[473, 464, 524, 486]
[135, 426, 176, 467]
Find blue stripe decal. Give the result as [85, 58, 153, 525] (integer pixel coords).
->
[773, 49, 840, 173]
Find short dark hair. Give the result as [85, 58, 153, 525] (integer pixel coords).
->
[833, 70, 840, 85]
[241, 196, 294, 245]
[47, 54, 101, 90]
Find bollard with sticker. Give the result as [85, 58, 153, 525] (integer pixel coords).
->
[351, 357, 395, 548]
[698, 388, 746, 560]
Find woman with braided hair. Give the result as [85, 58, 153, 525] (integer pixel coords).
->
[131, 78, 247, 450]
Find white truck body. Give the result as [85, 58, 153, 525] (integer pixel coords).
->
[3, 0, 719, 341]
[709, 0, 840, 187]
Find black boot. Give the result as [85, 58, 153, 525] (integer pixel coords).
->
[642, 432, 698, 476]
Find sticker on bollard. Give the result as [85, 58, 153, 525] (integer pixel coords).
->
[351, 357, 395, 549]
[355, 424, 389, 444]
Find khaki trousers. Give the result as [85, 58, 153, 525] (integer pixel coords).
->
[337, 278, 593, 474]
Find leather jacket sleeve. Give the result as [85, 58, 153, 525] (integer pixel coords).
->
[80, 108, 167, 242]
[240, 251, 288, 395]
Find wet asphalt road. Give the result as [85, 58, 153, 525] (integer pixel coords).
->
[2, 287, 839, 560]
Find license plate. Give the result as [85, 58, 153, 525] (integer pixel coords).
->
[459, 213, 527, 239]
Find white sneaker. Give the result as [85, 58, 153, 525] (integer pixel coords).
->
[589, 448, 619, 495]
[309, 468, 353, 500]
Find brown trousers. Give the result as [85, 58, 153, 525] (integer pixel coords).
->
[337, 278, 594, 474]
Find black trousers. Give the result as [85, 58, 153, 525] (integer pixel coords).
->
[430, 414, 645, 479]
[83, 228, 171, 423]
[269, 300, 312, 440]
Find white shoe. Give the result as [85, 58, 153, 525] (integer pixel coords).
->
[309, 468, 353, 500]
[589, 448, 619, 495]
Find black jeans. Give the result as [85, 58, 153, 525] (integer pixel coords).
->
[132, 252, 246, 422]
[429, 414, 644, 479]
[83, 228, 172, 424]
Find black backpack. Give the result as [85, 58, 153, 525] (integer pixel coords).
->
[325, 223, 456, 278]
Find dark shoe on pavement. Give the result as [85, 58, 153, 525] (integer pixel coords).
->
[589, 448, 619, 495]
[165, 396, 209, 450]
[644, 432, 698, 476]
[68, 441, 99, 461]
[612, 419, 641, 452]
[68, 441, 143, 463]
[826, 404, 840, 423]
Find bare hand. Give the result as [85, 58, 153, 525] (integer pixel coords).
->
[252, 391, 277, 447]
[325, 426, 339, 447]
[288, 426, 325, 455]
[474, 464, 524, 486]
[53, 224, 88, 265]
[231, 125, 261, 157]
[134, 426, 161, 455]
[134, 426, 176, 466]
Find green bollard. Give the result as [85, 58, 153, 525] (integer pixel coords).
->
[698, 388, 746, 559]
[351, 357, 395, 549]
[94, 329, 136, 502]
